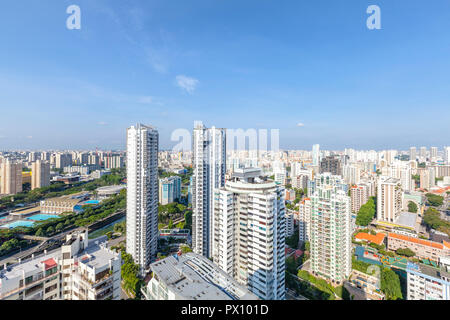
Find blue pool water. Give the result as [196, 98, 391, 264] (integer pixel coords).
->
[84, 200, 100, 205]
[27, 214, 60, 221]
[2, 220, 35, 229]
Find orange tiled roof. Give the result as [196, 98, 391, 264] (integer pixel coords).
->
[388, 233, 446, 250]
[355, 232, 385, 246]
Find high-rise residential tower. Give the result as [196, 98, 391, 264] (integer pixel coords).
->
[0, 160, 22, 195]
[213, 168, 286, 300]
[444, 147, 450, 165]
[192, 122, 226, 258]
[126, 124, 159, 273]
[312, 144, 320, 167]
[309, 173, 352, 285]
[377, 176, 403, 223]
[31, 160, 50, 190]
[409, 147, 417, 162]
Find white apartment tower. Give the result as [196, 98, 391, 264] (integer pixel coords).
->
[312, 144, 320, 167]
[192, 122, 226, 258]
[213, 168, 286, 300]
[0, 160, 22, 195]
[309, 173, 352, 285]
[299, 198, 312, 242]
[126, 124, 159, 272]
[377, 176, 403, 223]
[445, 147, 450, 165]
[31, 160, 50, 190]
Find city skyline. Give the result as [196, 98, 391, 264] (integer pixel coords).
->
[1, 1, 450, 150]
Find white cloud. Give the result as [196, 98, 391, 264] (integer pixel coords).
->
[27, 136, 33, 139]
[138, 96, 154, 104]
[297, 122, 305, 127]
[98, 121, 108, 126]
[175, 75, 199, 94]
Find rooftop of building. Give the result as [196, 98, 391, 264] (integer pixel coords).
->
[355, 232, 386, 246]
[149, 252, 258, 300]
[388, 233, 450, 250]
[407, 261, 450, 281]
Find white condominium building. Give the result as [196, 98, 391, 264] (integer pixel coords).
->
[0, 230, 121, 300]
[406, 256, 450, 300]
[0, 160, 22, 195]
[350, 184, 370, 213]
[213, 168, 286, 300]
[192, 122, 226, 258]
[126, 124, 159, 272]
[31, 160, 50, 190]
[377, 176, 403, 223]
[142, 252, 258, 300]
[312, 144, 320, 166]
[445, 147, 450, 165]
[309, 173, 352, 285]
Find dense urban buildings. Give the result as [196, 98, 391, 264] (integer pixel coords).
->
[126, 124, 159, 273]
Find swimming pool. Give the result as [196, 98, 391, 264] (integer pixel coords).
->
[1, 220, 35, 229]
[84, 200, 101, 205]
[27, 214, 60, 221]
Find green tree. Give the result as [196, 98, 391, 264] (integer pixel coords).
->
[407, 201, 418, 213]
[425, 193, 444, 207]
[380, 268, 402, 300]
[55, 223, 64, 231]
[46, 226, 54, 235]
[396, 248, 415, 257]
[35, 228, 45, 237]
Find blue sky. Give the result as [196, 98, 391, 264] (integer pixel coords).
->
[1, 0, 450, 151]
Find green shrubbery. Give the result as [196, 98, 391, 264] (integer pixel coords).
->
[356, 197, 376, 226]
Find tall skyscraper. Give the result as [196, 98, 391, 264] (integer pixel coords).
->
[409, 147, 417, 162]
[31, 160, 50, 190]
[126, 124, 159, 273]
[192, 122, 226, 258]
[309, 173, 351, 285]
[0, 160, 22, 195]
[377, 176, 403, 223]
[312, 144, 320, 166]
[213, 168, 285, 300]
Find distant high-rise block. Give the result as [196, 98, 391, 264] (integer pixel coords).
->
[31, 160, 50, 190]
[0, 160, 22, 195]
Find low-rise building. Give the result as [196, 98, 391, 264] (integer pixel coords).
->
[346, 270, 385, 300]
[40, 193, 88, 214]
[388, 233, 450, 261]
[406, 256, 450, 300]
